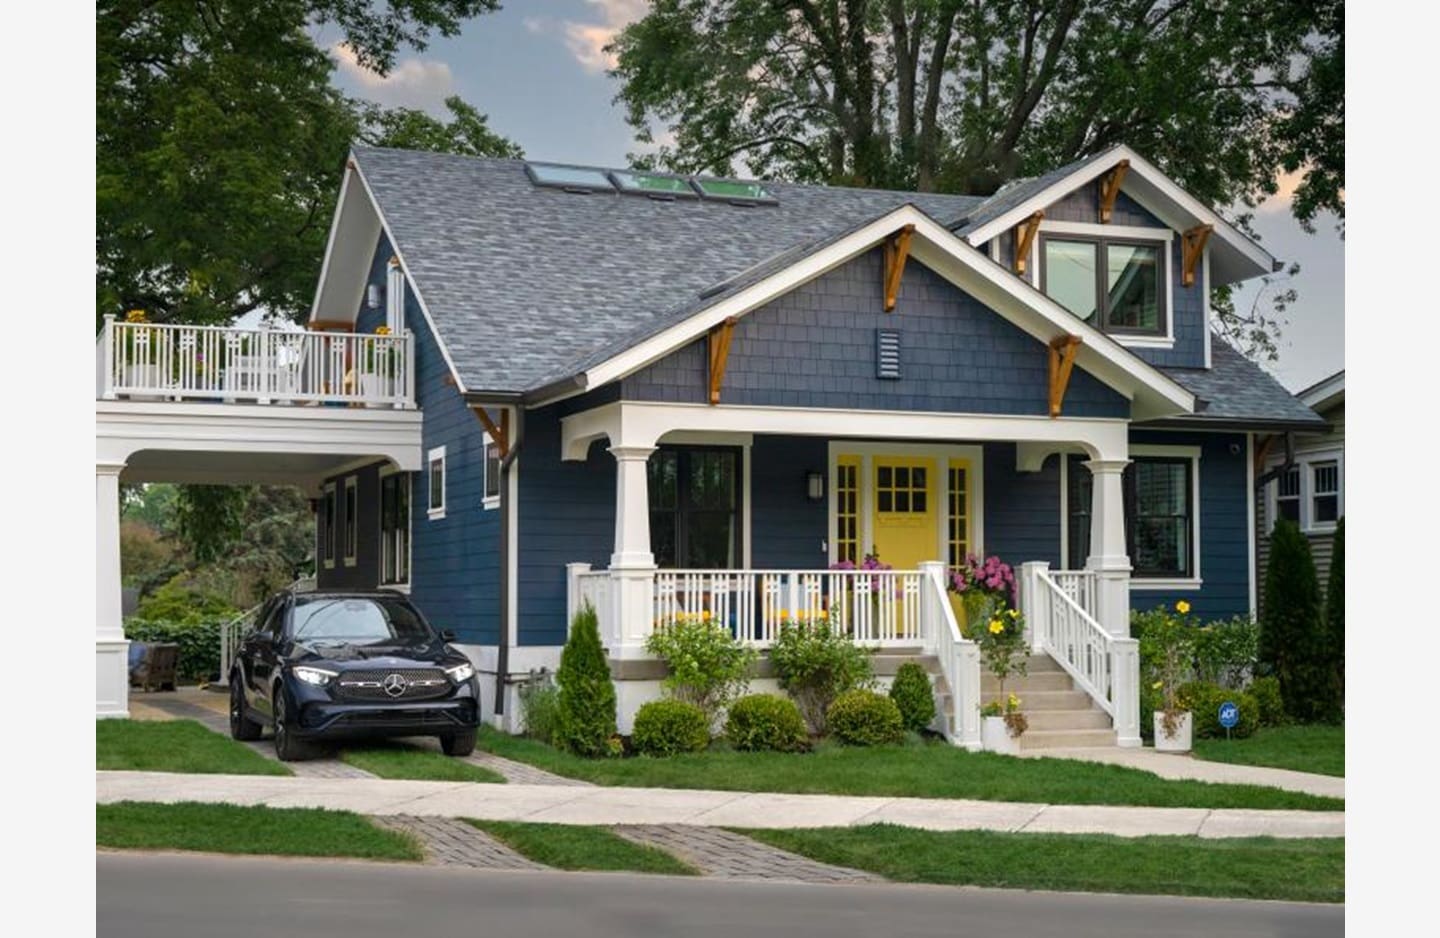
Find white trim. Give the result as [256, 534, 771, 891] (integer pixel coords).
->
[1038, 220, 1175, 242]
[1263, 444, 1344, 536]
[321, 481, 337, 570]
[427, 445, 447, 520]
[576, 206, 1195, 421]
[1202, 247, 1213, 368]
[1036, 227, 1176, 350]
[1246, 432, 1256, 616]
[1128, 444, 1202, 585]
[506, 452, 520, 647]
[826, 440, 985, 566]
[1298, 372, 1345, 409]
[961, 146, 1276, 284]
[482, 439, 501, 511]
[385, 257, 406, 335]
[307, 167, 358, 323]
[342, 475, 359, 567]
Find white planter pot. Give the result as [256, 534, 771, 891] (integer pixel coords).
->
[981, 715, 1020, 755]
[1153, 711, 1193, 753]
[359, 373, 384, 401]
[121, 363, 163, 400]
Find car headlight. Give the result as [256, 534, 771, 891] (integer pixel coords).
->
[292, 665, 338, 686]
[445, 662, 475, 684]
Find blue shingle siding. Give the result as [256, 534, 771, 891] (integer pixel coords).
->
[984, 446, 1063, 570]
[622, 249, 1128, 418]
[315, 461, 384, 590]
[1122, 236, 1206, 370]
[1047, 185, 1163, 228]
[749, 436, 830, 569]
[1128, 429, 1251, 620]
[516, 393, 618, 647]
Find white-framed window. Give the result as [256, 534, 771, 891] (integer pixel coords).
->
[380, 470, 411, 586]
[427, 446, 447, 520]
[1266, 449, 1343, 534]
[483, 441, 501, 509]
[321, 483, 337, 569]
[342, 476, 359, 566]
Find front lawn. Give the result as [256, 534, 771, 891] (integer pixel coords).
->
[477, 728, 1341, 811]
[743, 825, 1344, 903]
[339, 743, 506, 783]
[467, 821, 697, 875]
[1193, 724, 1345, 777]
[97, 719, 290, 776]
[97, 801, 423, 861]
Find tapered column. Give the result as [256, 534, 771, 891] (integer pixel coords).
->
[96, 463, 130, 717]
[608, 445, 656, 659]
[1083, 459, 1132, 639]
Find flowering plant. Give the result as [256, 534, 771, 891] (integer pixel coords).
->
[829, 548, 901, 602]
[973, 602, 1029, 719]
[981, 692, 1028, 738]
[361, 324, 402, 375]
[948, 553, 1016, 605]
[119, 309, 153, 367]
[1136, 601, 1198, 738]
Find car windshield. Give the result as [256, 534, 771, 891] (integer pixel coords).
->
[290, 596, 433, 644]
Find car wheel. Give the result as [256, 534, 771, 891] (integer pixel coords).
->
[230, 678, 262, 741]
[441, 729, 477, 757]
[272, 689, 314, 762]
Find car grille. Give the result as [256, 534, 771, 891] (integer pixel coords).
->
[334, 668, 451, 701]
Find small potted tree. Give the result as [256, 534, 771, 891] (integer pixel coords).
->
[975, 604, 1029, 754]
[1142, 601, 1197, 753]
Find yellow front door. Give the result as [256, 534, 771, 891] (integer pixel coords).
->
[870, 456, 939, 569]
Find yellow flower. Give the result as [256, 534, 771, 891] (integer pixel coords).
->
[125, 309, 148, 323]
[1007, 693, 1021, 708]
[780, 609, 791, 621]
[1007, 608, 1019, 619]
[1175, 600, 1191, 615]
[988, 620, 1004, 634]
[375, 325, 392, 336]
[701, 610, 712, 622]
[818, 609, 829, 620]
[1152, 680, 1163, 690]
[797, 609, 809, 620]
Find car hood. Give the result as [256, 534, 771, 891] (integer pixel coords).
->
[287, 639, 463, 670]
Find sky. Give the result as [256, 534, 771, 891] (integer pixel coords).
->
[315, 0, 1344, 393]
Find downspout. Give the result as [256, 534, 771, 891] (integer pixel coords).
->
[494, 406, 524, 718]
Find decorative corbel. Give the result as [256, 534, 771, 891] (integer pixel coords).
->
[472, 406, 510, 459]
[1099, 160, 1131, 223]
[708, 317, 738, 405]
[1048, 335, 1083, 418]
[883, 224, 916, 312]
[1014, 211, 1045, 275]
[1182, 224, 1214, 287]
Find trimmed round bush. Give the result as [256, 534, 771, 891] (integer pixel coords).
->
[725, 694, 809, 752]
[826, 689, 904, 747]
[1248, 676, 1286, 727]
[888, 662, 936, 733]
[1179, 681, 1260, 739]
[631, 699, 711, 757]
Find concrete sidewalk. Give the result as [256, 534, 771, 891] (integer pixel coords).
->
[1017, 747, 1345, 799]
[96, 771, 1343, 840]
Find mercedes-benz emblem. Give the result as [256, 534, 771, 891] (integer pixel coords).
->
[382, 673, 408, 698]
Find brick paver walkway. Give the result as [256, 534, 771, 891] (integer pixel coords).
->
[375, 815, 545, 870]
[401, 735, 591, 787]
[615, 825, 882, 884]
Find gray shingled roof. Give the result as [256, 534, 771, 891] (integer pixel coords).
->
[353, 147, 982, 393]
[951, 148, 1121, 236]
[1156, 340, 1327, 429]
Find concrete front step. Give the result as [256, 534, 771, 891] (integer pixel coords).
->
[981, 670, 1075, 693]
[1022, 708, 1113, 731]
[1020, 728, 1118, 750]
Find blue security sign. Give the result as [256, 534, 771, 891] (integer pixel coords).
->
[1218, 701, 1240, 730]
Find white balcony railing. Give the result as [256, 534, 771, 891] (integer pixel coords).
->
[97, 316, 415, 408]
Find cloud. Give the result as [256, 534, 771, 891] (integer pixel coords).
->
[531, 0, 648, 73]
[330, 43, 457, 114]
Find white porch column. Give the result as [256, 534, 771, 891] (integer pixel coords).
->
[608, 445, 656, 659]
[96, 463, 130, 718]
[1083, 458, 1132, 639]
[1017, 561, 1050, 653]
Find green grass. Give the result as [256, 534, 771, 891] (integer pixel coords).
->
[97, 719, 290, 776]
[97, 801, 423, 861]
[339, 742, 506, 783]
[1193, 725, 1345, 777]
[467, 821, 698, 875]
[477, 728, 1341, 811]
[742, 825, 1344, 903]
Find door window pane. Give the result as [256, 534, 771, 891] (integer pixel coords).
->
[648, 447, 740, 569]
[1105, 243, 1160, 331]
[1044, 240, 1099, 322]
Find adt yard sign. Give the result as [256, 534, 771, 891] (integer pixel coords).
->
[1219, 701, 1240, 730]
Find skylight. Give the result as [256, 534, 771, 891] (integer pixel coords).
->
[692, 177, 777, 205]
[525, 163, 616, 193]
[610, 170, 697, 198]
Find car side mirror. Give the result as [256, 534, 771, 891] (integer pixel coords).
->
[440, 629, 457, 643]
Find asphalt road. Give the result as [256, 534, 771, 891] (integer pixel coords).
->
[97, 852, 1342, 938]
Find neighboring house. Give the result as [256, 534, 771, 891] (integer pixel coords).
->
[94, 143, 1327, 750]
[1256, 370, 1344, 591]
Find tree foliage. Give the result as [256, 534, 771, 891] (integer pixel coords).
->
[1325, 517, 1344, 696]
[1259, 519, 1340, 724]
[554, 605, 619, 757]
[97, 0, 514, 328]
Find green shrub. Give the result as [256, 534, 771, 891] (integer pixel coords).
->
[125, 618, 224, 682]
[770, 618, 875, 734]
[888, 662, 936, 733]
[724, 694, 809, 752]
[644, 615, 757, 730]
[826, 689, 904, 746]
[135, 579, 238, 624]
[1248, 675, 1287, 727]
[1325, 518, 1344, 697]
[518, 672, 561, 745]
[631, 699, 711, 757]
[1179, 681, 1259, 739]
[1261, 519, 1341, 723]
[1192, 615, 1260, 689]
[553, 604, 618, 757]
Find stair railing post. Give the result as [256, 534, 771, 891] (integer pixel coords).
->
[1110, 637, 1142, 748]
[1018, 561, 1049, 653]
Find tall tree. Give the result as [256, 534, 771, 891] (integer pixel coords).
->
[98, 0, 512, 328]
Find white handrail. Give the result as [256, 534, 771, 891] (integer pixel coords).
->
[216, 576, 317, 686]
[919, 561, 981, 750]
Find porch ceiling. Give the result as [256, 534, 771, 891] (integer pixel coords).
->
[120, 450, 384, 490]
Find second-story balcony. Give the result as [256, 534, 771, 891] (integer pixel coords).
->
[96, 316, 416, 408]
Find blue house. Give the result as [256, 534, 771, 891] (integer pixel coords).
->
[94, 144, 1327, 748]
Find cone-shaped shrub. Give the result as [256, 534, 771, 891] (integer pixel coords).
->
[553, 604, 617, 757]
[1260, 519, 1340, 723]
[1325, 517, 1344, 697]
[888, 661, 936, 732]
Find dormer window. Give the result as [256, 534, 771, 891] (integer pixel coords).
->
[1040, 235, 1166, 337]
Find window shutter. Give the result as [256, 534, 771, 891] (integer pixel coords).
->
[876, 329, 901, 379]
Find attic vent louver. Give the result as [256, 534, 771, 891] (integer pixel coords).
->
[876, 329, 901, 379]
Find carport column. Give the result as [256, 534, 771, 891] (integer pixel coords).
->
[1084, 458, 1141, 749]
[96, 463, 130, 718]
[608, 445, 656, 659]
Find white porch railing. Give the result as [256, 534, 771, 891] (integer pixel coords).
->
[919, 561, 982, 750]
[98, 316, 415, 408]
[1048, 569, 1098, 622]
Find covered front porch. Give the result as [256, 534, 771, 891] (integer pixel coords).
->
[554, 400, 1142, 749]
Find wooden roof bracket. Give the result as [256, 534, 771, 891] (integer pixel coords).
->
[1099, 159, 1131, 223]
[1182, 224, 1214, 287]
[708, 316, 738, 405]
[883, 224, 916, 312]
[1014, 211, 1045, 275]
[472, 405, 511, 459]
[1048, 334, 1083, 418]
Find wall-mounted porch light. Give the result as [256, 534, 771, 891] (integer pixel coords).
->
[366, 283, 382, 309]
[806, 471, 825, 502]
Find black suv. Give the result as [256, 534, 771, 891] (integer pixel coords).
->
[229, 589, 481, 761]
